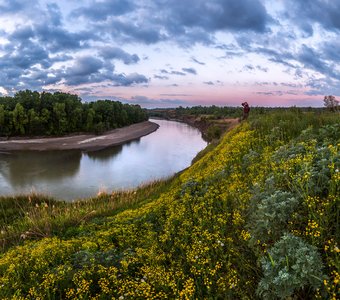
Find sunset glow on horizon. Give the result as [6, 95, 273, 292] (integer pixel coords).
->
[0, 0, 339, 108]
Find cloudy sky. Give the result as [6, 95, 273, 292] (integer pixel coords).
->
[0, 0, 339, 107]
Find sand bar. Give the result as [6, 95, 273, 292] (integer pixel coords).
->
[0, 121, 159, 151]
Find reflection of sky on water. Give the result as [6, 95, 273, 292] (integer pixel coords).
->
[0, 151, 81, 183]
[0, 119, 207, 201]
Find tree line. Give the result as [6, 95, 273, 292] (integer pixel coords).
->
[0, 90, 148, 137]
[148, 105, 333, 121]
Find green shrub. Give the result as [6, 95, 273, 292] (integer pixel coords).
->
[249, 191, 299, 244]
[206, 125, 222, 141]
[257, 233, 326, 299]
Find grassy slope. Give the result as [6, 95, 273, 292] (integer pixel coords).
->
[0, 110, 339, 299]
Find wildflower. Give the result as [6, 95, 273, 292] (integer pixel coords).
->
[241, 230, 251, 241]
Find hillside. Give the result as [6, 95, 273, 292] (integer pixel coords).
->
[0, 109, 339, 299]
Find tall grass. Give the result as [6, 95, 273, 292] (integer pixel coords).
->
[250, 109, 339, 143]
[0, 177, 176, 252]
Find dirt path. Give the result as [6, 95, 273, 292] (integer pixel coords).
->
[0, 121, 159, 151]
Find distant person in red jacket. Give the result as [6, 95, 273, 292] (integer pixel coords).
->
[241, 102, 250, 120]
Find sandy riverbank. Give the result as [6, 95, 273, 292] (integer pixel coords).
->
[0, 121, 159, 151]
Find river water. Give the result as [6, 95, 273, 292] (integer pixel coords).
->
[0, 119, 207, 201]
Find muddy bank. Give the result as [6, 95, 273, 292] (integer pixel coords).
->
[0, 121, 159, 151]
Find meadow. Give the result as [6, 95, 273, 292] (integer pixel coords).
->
[0, 109, 339, 299]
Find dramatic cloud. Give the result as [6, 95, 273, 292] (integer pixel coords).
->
[74, 0, 271, 46]
[99, 47, 140, 64]
[320, 39, 340, 62]
[72, 0, 135, 21]
[0, 0, 37, 14]
[97, 19, 165, 44]
[285, 0, 340, 33]
[62, 57, 148, 86]
[114, 73, 148, 86]
[298, 45, 339, 79]
[64, 56, 104, 82]
[0, 0, 339, 105]
[157, 0, 270, 33]
[35, 26, 93, 53]
[2, 40, 50, 69]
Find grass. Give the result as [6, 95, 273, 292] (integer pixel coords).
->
[0, 177, 177, 252]
[0, 108, 338, 299]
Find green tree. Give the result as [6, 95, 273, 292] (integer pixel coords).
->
[27, 109, 42, 135]
[53, 102, 67, 135]
[40, 108, 51, 134]
[12, 103, 27, 135]
[86, 108, 95, 132]
[0, 90, 149, 137]
[323, 95, 339, 111]
[0, 104, 4, 126]
[0, 105, 5, 135]
[69, 107, 83, 132]
[15, 90, 40, 111]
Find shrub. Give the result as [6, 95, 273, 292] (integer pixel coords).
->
[249, 191, 299, 244]
[206, 125, 222, 141]
[257, 233, 326, 299]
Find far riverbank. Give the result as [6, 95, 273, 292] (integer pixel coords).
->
[0, 121, 159, 151]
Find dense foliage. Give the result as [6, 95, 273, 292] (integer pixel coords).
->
[148, 105, 322, 120]
[149, 105, 242, 120]
[0, 90, 148, 136]
[0, 109, 339, 299]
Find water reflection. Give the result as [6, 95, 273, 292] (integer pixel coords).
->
[0, 150, 81, 186]
[0, 119, 207, 200]
[85, 139, 140, 162]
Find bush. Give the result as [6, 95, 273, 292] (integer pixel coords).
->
[257, 233, 326, 299]
[206, 125, 222, 141]
[249, 191, 299, 244]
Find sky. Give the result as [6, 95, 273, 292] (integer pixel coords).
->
[0, 0, 339, 108]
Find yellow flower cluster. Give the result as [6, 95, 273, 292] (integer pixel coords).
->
[323, 270, 340, 300]
[240, 230, 251, 241]
[305, 220, 321, 238]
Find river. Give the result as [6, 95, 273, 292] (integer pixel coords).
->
[0, 119, 207, 201]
